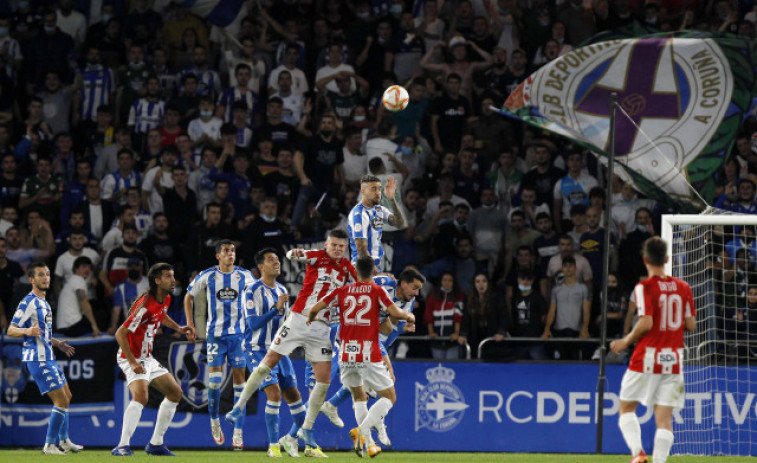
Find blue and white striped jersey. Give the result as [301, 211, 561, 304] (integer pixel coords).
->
[79, 64, 115, 122]
[374, 276, 414, 347]
[114, 277, 149, 318]
[11, 293, 56, 362]
[348, 202, 392, 266]
[181, 67, 222, 99]
[128, 98, 165, 134]
[244, 280, 289, 351]
[187, 266, 257, 338]
[217, 86, 258, 124]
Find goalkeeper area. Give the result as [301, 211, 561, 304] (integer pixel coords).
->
[663, 211, 757, 457]
[0, 450, 748, 462]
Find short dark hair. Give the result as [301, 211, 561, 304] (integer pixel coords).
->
[570, 204, 587, 217]
[367, 158, 384, 174]
[510, 210, 526, 220]
[215, 239, 235, 254]
[255, 247, 278, 266]
[73, 256, 93, 271]
[398, 268, 426, 285]
[356, 256, 374, 278]
[643, 237, 668, 266]
[327, 229, 348, 240]
[69, 227, 85, 238]
[361, 174, 382, 184]
[517, 268, 535, 281]
[562, 255, 576, 266]
[27, 262, 48, 279]
[535, 212, 551, 223]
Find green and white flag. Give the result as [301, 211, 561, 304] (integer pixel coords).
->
[501, 29, 757, 213]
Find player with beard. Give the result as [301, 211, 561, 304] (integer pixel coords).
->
[227, 229, 356, 457]
[8, 263, 81, 454]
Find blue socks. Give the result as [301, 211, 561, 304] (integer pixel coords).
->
[208, 372, 223, 420]
[265, 400, 281, 444]
[328, 386, 351, 408]
[233, 384, 246, 430]
[47, 407, 66, 445]
[288, 399, 307, 438]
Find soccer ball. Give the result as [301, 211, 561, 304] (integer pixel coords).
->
[382, 85, 409, 112]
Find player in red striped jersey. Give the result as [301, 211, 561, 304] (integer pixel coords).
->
[308, 256, 415, 458]
[112, 263, 194, 457]
[610, 237, 696, 463]
[227, 229, 356, 457]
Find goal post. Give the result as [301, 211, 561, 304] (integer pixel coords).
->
[661, 212, 757, 456]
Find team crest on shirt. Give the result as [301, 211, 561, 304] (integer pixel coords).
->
[168, 342, 230, 408]
[415, 364, 468, 432]
[371, 217, 383, 230]
[216, 287, 238, 301]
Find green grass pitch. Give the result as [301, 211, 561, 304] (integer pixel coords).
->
[0, 450, 749, 462]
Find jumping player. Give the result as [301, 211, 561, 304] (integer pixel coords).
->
[8, 262, 82, 455]
[308, 256, 416, 458]
[184, 240, 257, 449]
[111, 263, 192, 456]
[243, 248, 307, 457]
[610, 237, 696, 463]
[227, 229, 356, 457]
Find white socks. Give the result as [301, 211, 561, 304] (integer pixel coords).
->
[150, 399, 179, 446]
[119, 401, 145, 447]
[353, 400, 374, 445]
[618, 412, 643, 456]
[359, 398, 392, 438]
[653, 429, 674, 463]
[237, 364, 272, 407]
[303, 382, 329, 430]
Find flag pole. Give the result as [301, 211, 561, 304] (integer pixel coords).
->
[597, 92, 618, 453]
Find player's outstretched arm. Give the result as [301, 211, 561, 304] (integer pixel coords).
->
[387, 303, 414, 324]
[183, 292, 197, 340]
[610, 315, 652, 353]
[286, 248, 308, 262]
[385, 177, 406, 228]
[307, 300, 330, 324]
[52, 338, 75, 357]
[7, 322, 41, 338]
[163, 315, 195, 342]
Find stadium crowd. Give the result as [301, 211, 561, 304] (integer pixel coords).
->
[0, 0, 754, 360]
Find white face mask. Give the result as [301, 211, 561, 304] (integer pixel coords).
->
[261, 214, 276, 223]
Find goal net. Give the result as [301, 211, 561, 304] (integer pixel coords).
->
[662, 211, 757, 456]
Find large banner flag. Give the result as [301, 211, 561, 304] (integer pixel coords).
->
[167, 0, 247, 27]
[502, 30, 757, 213]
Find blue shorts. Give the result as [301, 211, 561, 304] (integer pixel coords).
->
[246, 350, 297, 391]
[206, 334, 246, 368]
[26, 360, 66, 395]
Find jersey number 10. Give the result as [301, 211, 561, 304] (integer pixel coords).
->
[658, 293, 683, 331]
[343, 295, 371, 326]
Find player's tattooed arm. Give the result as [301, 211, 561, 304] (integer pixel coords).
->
[355, 238, 369, 258]
[385, 176, 405, 228]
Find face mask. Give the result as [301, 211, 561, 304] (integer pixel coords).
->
[518, 284, 531, 292]
[129, 61, 144, 69]
[377, 36, 387, 44]
[646, 16, 657, 24]
[124, 239, 137, 247]
[128, 269, 140, 280]
[353, 115, 366, 122]
[357, 11, 370, 19]
[200, 110, 213, 117]
[102, 14, 112, 23]
[453, 219, 464, 227]
[44, 25, 56, 34]
[390, 4, 403, 13]
[172, 286, 183, 296]
[440, 286, 452, 293]
[0, 27, 8, 37]
[400, 146, 413, 155]
[261, 214, 276, 223]
[321, 130, 334, 137]
[482, 202, 496, 210]
[637, 224, 648, 232]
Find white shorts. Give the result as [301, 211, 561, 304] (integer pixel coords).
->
[117, 356, 169, 386]
[269, 312, 333, 363]
[619, 370, 685, 409]
[339, 361, 394, 392]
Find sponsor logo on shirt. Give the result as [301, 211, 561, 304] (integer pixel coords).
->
[217, 287, 238, 300]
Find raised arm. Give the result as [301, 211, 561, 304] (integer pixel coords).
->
[384, 176, 406, 228]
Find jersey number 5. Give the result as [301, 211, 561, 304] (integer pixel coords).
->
[344, 295, 371, 326]
[658, 293, 683, 331]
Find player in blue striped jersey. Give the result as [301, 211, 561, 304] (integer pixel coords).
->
[184, 240, 256, 448]
[322, 267, 425, 446]
[8, 263, 82, 455]
[76, 45, 115, 123]
[348, 175, 405, 267]
[242, 248, 307, 457]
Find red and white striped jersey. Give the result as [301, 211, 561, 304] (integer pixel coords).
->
[290, 249, 356, 322]
[319, 282, 394, 363]
[629, 275, 695, 375]
[118, 293, 171, 361]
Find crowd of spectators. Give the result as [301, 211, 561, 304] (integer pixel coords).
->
[0, 0, 755, 361]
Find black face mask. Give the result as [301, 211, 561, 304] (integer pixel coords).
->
[494, 62, 506, 69]
[128, 269, 141, 280]
[124, 239, 137, 248]
[321, 130, 334, 138]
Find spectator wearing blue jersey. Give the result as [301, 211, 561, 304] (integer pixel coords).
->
[242, 247, 306, 457]
[74, 45, 115, 124]
[108, 258, 147, 334]
[8, 262, 82, 454]
[128, 76, 165, 148]
[348, 174, 405, 268]
[184, 240, 257, 449]
[217, 63, 257, 125]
